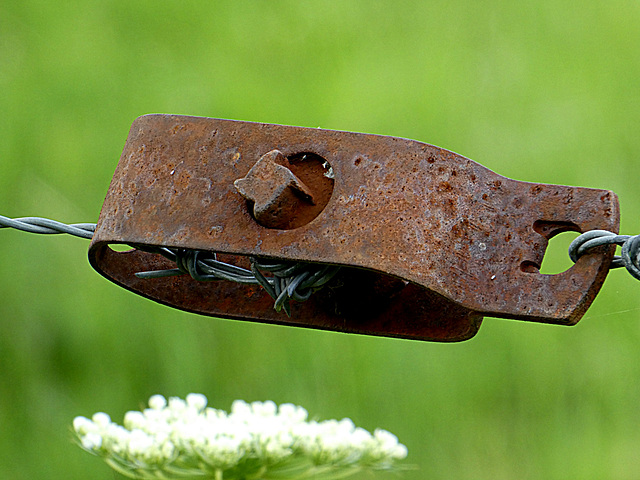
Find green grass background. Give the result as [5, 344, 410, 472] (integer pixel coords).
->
[2, 1, 640, 479]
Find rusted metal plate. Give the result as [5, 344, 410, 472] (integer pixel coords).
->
[88, 114, 619, 342]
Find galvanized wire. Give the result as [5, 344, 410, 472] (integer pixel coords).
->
[569, 230, 640, 280]
[0, 215, 95, 239]
[0, 215, 339, 314]
[135, 246, 340, 315]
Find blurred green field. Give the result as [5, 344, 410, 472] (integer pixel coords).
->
[2, 1, 640, 479]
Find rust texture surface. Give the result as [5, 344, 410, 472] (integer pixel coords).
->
[89, 114, 620, 341]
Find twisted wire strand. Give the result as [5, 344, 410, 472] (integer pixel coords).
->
[569, 230, 640, 280]
[0, 215, 96, 239]
[0, 215, 340, 314]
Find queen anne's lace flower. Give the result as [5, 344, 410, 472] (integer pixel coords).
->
[73, 394, 408, 480]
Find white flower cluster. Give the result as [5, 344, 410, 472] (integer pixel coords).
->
[73, 393, 408, 480]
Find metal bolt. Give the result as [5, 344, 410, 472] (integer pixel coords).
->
[234, 150, 317, 229]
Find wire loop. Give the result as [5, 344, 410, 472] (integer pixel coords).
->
[569, 230, 640, 279]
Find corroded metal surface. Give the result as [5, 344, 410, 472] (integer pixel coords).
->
[233, 149, 328, 230]
[88, 114, 620, 342]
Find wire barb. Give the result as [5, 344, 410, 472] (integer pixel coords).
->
[135, 247, 340, 315]
[569, 230, 640, 280]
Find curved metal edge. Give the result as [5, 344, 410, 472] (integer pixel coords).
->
[88, 241, 483, 342]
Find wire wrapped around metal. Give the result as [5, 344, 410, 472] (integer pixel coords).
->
[134, 246, 340, 315]
[569, 230, 640, 281]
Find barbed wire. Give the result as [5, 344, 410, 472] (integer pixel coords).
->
[569, 230, 640, 280]
[0, 215, 339, 315]
[6, 215, 639, 312]
[134, 246, 340, 315]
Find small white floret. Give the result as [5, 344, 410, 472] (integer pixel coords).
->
[92, 412, 111, 427]
[186, 393, 207, 411]
[81, 432, 103, 450]
[124, 410, 145, 430]
[168, 397, 187, 412]
[230, 399, 251, 416]
[148, 394, 167, 410]
[73, 416, 94, 435]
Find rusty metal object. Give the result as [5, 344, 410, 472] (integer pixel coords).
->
[88, 114, 620, 342]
